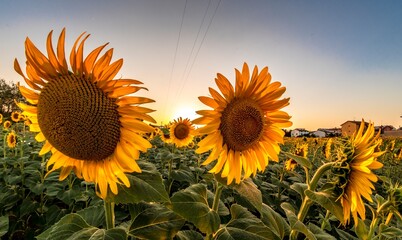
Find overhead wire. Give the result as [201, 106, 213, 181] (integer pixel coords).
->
[163, 0, 188, 125]
[176, 0, 222, 101]
[173, 0, 212, 102]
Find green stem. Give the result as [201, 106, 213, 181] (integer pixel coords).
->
[205, 182, 224, 240]
[104, 200, 115, 230]
[367, 200, 393, 239]
[290, 162, 335, 240]
[321, 210, 331, 230]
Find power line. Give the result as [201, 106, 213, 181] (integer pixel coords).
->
[163, 0, 188, 124]
[173, 0, 212, 101]
[176, 0, 222, 101]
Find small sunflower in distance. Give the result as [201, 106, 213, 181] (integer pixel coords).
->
[194, 63, 292, 184]
[11, 111, 21, 122]
[7, 131, 17, 148]
[3, 120, 11, 130]
[0, 113, 3, 123]
[333, 120, 384, 225]
[170, 117, 196, 147]
[15, 29, 156, 199]
[285, 143, 308, 171]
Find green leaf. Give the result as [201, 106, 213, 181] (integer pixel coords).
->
[36, 213, 127, 240]
[290, 183, 308, 199]
[280, 202, 316, 240]
[129, 203, 185, 239]
[307, 223, 336, 240]
[282, 151, 312, 169]
[215, 204, 278, 240]
[354, 218, 368, 240]
[232, 178, 262, 213]
[379, 223, 402, 238]
[111, 161, 170, 204]
[87, 228, 127, 240]
[260, 203, 290, 239]
[0, 215, 8, 238]
[171, 166, 196, 184]
[175, 230, 204, 240]
[170, 184, 220, 234]
[304, 190, 344, 223]
[76, 205, 105, 227]
[335, 228, 358, 240]
[20, 198, 39, 217]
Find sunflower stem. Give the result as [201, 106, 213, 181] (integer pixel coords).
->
[104, 200, 115, 230]
[205, 181, 224, 240]
[367, 200, 393, 239]
[290, 162, 335, 240]
[321, 210, 331, 230]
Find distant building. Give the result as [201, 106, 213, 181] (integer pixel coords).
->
[291, 128, 310, 137]
[341, 121, 368, 136]
[317, 128, 342, 137]
[312, 130, 326, 138]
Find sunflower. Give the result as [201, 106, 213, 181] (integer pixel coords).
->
[325, 138, 333, 159]
[3, 120, 11, 130]
[7, 131, 17, 148]
[333, 120, 384, 225]
[169, 117, 196, 147]
[160, 124, 173, 144]
[0, 113, 3, 123]
[194, 63, 292, 184]
[11, 111, 21, 122]
[15, 29, 156, 199]
[285, 143, 308, 171]
[284, 159, 297, 171]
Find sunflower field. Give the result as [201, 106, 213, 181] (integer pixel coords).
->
[0, 29, 402, 240]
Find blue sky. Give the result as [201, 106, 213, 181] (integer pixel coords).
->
[1, 0, 402, 130]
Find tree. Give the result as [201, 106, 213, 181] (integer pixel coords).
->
[0, 79, 25, 118]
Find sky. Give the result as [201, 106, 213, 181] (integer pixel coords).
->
[1, 0, 402, 130]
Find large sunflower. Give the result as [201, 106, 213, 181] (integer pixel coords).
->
[169, 117, 196, 147]
[15, 29, 156, 199]
[333, 120, 384, 225]
[194, 63, 292, 184]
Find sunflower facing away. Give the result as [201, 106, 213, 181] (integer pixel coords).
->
[333, 120, 384, 225]
[7, 131, 17, 148]
[15, 29, 156, 199]
[285, 143, 308, 171]
[194, 63, 292, 184]
[169, 117, 196, 147]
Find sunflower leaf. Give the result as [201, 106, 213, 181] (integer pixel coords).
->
[129, 202, 185, 239]
[215, 204, 278, 240]
[0, 215, 8, 238]
[35, 213, 127, 240]
[175, 230, 204, 240]
[354, 218, 368, 240]
[304, 189, 344, 223]
[282, 151, 312, 169]
[111, 161, 170, 204]
[170, 184, 220, 234]
[232, 178, 262, 213]
[280, 202, 316, 240]
[260, 203, 290, 239]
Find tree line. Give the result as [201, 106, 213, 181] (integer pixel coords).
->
[0, 79, 25, 118]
